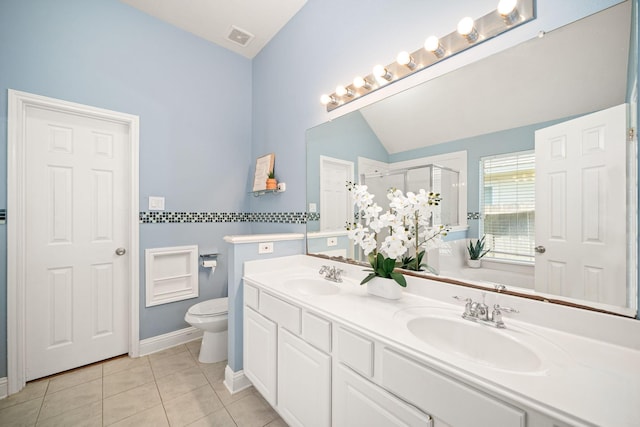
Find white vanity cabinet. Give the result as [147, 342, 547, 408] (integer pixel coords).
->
[243, 279, 577, 427]
[243, 282, 332, 427]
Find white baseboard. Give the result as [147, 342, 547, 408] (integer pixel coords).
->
[224, 365, 252, 394]
[0, 377, 7, 399]
[139, 326, 203, 356]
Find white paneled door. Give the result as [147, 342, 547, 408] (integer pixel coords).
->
[534, 104, 628, 307]
[320, 156, 354, 231]
[24, 105, 130, 381]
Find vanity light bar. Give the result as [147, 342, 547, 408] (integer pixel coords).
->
[321, 0, 535, 112]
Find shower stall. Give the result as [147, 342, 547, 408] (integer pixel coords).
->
[360, 164, 460, 227]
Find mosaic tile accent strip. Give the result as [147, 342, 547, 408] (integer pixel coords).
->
[307, 212, 320, 222]
[0, 208, 5, 224]
[467, 212, 481, 220]
[139, 211, 309, 224]
[251, 212, 308, 224]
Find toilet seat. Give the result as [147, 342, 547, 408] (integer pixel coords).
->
[187, 297, 228, 317]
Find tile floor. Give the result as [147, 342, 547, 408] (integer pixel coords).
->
[0, 339, 288, 427]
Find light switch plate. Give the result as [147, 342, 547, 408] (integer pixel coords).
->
[259, 242, 274, 254]
[149, 196, 165, 211]
[309, 203, 317, 213]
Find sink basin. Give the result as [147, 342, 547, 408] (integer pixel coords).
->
[283, 278, 341, 296]
[406, 314, 543, 373]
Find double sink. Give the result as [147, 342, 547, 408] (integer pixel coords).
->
[281, 273, 568, 375]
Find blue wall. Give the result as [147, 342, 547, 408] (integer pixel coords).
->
[227, 238, 305, 372]
[306, 111, 388, 232]
[251, 0, 623, 223]
[0, 0, 253, 376]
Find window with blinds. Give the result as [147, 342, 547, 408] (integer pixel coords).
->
[480, 151, 535, 263]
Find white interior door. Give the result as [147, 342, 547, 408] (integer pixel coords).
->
[24, 105, 130, 380]
[320, 156, 354, 231]
[534, 104, 628, 306]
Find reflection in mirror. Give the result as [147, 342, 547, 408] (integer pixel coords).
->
[361, 164, 460, 228]
[306, 1, 638, 317]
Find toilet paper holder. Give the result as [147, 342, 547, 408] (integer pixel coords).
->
[199, 253, 218, 269]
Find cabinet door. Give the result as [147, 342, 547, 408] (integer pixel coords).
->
[278, 328, 331, 427]
[333, 363, 433, 427]
[244, 307, 277, 406]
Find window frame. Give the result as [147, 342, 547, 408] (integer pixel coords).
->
[479, 150, 535, 264]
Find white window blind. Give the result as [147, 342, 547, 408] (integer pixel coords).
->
[480, 151, 535, 263]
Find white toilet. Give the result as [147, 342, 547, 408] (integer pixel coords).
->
[184, 297, 229, 363]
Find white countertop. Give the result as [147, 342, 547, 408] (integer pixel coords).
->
[243, 255, 640, 427]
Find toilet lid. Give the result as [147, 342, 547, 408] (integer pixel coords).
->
[188, 297, 229, 317]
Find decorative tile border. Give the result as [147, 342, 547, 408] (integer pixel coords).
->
[0, 208, 5, 224]
[140, 211, 309, 224]
[467, 212, 481, 220]
[307, 212, 320, 222]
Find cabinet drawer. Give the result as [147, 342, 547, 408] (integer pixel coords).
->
[381, 348, 525, 427]
[334, 363, 432, 427]
[303, 312, 331, 353]
[244, 282, 259, 309]
[335, 327, 374, 377]
[260, 292, 301, 334]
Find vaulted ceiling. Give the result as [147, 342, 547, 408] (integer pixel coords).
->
[120, 0, 307, 58]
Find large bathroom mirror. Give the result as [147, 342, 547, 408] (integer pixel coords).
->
[306, 1, 638, 317]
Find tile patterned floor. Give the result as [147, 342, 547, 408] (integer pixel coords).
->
[0, 340, 288, 427]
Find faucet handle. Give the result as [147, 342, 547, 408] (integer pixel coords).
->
[493, 304, 519, 314]
[453, 296, 474, 317]
[319, 265, 329, 274]
[491, 304, 518, 328]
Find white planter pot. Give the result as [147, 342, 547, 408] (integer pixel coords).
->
[467, 259, 482, 268]
[366, 276, 403, 300]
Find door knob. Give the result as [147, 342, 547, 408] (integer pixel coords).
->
[534, 246, 546, 254]
[115, 247, 127, 256]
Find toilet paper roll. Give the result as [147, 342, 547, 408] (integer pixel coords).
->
[202, 260, 217, 268]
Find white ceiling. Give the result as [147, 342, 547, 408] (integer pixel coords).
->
[120, 0, 307, 59]
[361, 1, 631, 154]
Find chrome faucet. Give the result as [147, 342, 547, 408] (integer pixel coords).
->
[453, 295, 518, 328]
[319, 265, 343, 283]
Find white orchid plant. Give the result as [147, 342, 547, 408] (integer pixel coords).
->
[346, 182, 450, 287]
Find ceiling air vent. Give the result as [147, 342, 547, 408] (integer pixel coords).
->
[227, 25, 255, 47]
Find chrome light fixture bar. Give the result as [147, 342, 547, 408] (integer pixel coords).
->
[321, 0, 535, 112]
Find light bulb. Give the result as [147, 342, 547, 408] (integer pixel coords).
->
[373, 64, 392, 81]
[353, 76, 371, 89]
[335, 85, 353, 97]
[396, 51, 416, 69]
[424, 35, 445, 58]
[320, 94, 335, 105]
[498, 0, 519, 25]
[457, 17, 479, 43]
[497, 0, 517, 15]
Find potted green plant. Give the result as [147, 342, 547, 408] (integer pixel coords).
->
[467, 235, 490, 268]
[266, 171, 277, 190]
